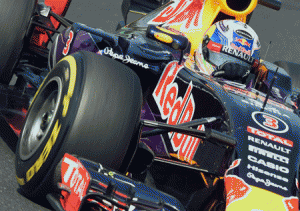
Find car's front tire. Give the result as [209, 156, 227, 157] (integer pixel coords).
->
[15, 51, 143, 197]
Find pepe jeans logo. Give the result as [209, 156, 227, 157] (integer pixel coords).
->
[252, 111, 289, 134]
[102, 47, 149, 69]
[247, 172, 288, 191]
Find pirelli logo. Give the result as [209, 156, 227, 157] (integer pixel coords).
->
[248, 145, 289, 164]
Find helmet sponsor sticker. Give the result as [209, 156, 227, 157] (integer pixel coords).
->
[235, 29, 253, 40]
[221, 45, 254, 63]
[252, 111, 289, 133]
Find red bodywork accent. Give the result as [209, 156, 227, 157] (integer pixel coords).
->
[6, 108, 27, 137]
[283, 197, 299, 211]
[60, 153, 91, 211]
[31, 0, 72, 48]
[207, 41, 222, 52]
[224, 159, 252, 207]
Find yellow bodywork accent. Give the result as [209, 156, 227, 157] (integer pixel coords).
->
[154, 32, 173, 43]
[226, 185, 293, 211]
[167, 0, 258, 55]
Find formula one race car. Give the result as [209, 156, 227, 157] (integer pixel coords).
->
[1, 0, 298, 210]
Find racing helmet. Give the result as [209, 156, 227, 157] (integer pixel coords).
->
[195, 20, 261, 74]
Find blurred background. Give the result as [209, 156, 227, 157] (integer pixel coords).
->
[1, 0, 300, 210]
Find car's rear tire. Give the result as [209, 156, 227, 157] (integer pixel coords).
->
[15, 51, 143, 197]
[0, 0, 37, 84]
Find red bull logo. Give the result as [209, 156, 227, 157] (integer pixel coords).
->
[283, 197, 298, 211]
[235, 37, 251, 47]
[152, 61, 201, 162]
[225, 159, 252, 207]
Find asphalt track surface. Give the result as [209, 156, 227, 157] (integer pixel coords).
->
[0, 0, 300, 210]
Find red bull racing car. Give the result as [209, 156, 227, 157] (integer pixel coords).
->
[1, 0, 300, 210]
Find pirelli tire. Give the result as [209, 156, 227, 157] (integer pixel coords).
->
[15, 51, 143, 197]
[0, 0, 37, 84]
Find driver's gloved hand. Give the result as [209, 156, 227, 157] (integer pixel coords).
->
[212, 62, 250, 81]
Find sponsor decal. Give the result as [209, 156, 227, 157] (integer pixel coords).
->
[242, 98, 290, 118]
[236, 29, 253, 40]
[218, 20, 228, 32]
[248, 155, 289, 174]
[230, 42, 251, 55]
[247, 126, 293, 147]
[252, 111, 289, 133]
[102, 47, 149, 69]
[26, 120, 62, 182]
[63, 30, 74, 56]
[153, 61, 201, 161]
[283, 197, 299, 211]
[248, 145, 289, 164]
[247, 163, 289, 182]
[224, 159, 252, 207]
[235, 37, 251, 47]
[149, 0, 204, 31]
[221, 45, 254, 63]
[223, 83, 293, 112]
[60, 153, 91, 211]
[248, 136, 291, 154]
[207, 41, 222, 52]
[247, 172, 288, 191]
[232, 30, 253, 53]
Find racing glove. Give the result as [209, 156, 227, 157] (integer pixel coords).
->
[212, 62, 250, 81]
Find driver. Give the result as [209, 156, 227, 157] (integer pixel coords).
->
[194, 20, 268, 87]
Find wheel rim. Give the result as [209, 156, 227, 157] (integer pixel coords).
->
[19, 76, 63, 161]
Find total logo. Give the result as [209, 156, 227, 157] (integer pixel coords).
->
[252, 111, 289, 134]
[60, 153, 90, 211]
